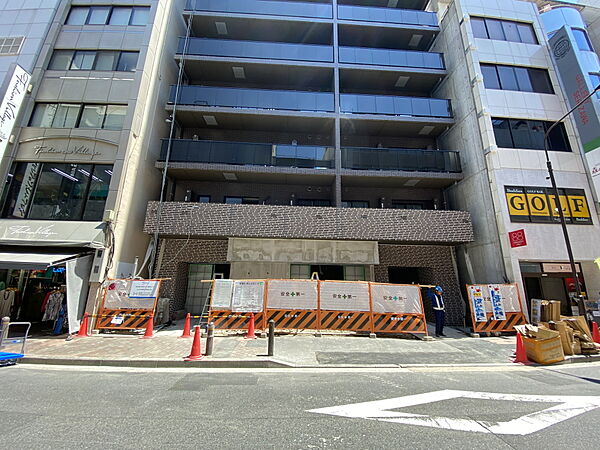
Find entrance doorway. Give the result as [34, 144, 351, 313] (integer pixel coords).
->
[185, 263, 230, 315]
[310, 265, 344, 281]
[388, 267, 421, 284]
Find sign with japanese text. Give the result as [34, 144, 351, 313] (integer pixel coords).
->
[211, 279, 234, 310]
[319, 281, 370, 311]
[129, 280, 160, 299]
[266, 280, 318, 310]
[489, 285, 506, 321]
[232, 280, 265, 312]
[370, 284, 423, 314]
[468, 286, 487, 322]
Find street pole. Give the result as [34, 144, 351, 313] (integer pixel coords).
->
[543, 83, 600, 316]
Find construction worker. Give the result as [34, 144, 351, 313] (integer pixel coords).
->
[429, 285, 446, 337]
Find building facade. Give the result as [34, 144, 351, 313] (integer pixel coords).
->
[144, 0, 474, 325]
[0, 1, 184, 331]
[432, 0, 600, 316]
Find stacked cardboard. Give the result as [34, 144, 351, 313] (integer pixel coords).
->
[514, 324, 564, 364]
[539, 300, 561, 322]
[560, 316, 598, 355]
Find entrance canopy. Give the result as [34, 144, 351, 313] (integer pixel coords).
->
[0, 252, 81, 270]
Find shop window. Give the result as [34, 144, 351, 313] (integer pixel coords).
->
[30, 103, 127, 130]
[572, 28, 593, 52]
[341, 200, 369, 208]
[344, 265, 366, 281]
[1, 162, 113, 221]
[470, 16, 538, 45]
[66, 5, 150, 26]
[290, 264, 311, 279]
[492, 118, 571, 152]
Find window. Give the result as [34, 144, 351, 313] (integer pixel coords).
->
[572, 28, 593, 52]
[48, 50, 139, 71]
[197, 195, 210, 203]
[30, 103, 127, 130]
[290, 264, 311, 279]
[225, 196, 259, 205]
[65, 5, 150, 26]
[297, 199, 331, 207]
[492, 118, 571, 151]
[1, 163, 113, 221]
[471, 16, 538, 44]
[391, 201, 428, 210]
[590, 73, 600, 99]
[0, 36, 24, 55]
[480, 64, 553, 94]
[342, 200, 369, 208]
[344, 265, 366, 281]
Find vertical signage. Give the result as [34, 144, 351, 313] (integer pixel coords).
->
[0, 65, 31, 160]
[550, 26, 600, 202]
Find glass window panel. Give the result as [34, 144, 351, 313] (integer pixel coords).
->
[485, 19, 505, 40]
[108, 7, 132, 25]
[52, 104, 80, 128]
[481, 64, 501, 89]
[70, 51, 95, 70]
[517, 23, 537, 44]
[573, 29, 593, 52]
[529, 69, 553, 94]
[130, 7, 150, 26]
[590, 74, 600, 99]
[514, 67, 533, 92]
[116, 52, 138, 71]
[94, 51, 117, 70]
[28, 163, 91, 220]
[290, 264, 310, 279]
[1, 162, 33, 218]
[502, 21, 520, 42]
[545, 123, 571, 152]
[510, 120, 533, 149]
[497, 66, 519, 90]
[197, 195, 210, 203]
[30, 104, 57, 127]
[529, 121, 545, 149]
[492, 118, 513, 147]
[471, 17, 488, 39]
[87, 6, 111, 25]
[66, 7, 88, 25]
[49, 50, 73, 70]
[82, 165, 112, 221]
[225, 197, 242, 204]
[79, 105, 106, 128]
[103, 105, 127, 130]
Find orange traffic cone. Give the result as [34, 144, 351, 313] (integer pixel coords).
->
[184, 325, 203, 361]
[245, 313, 256, 339]
[592, 322, 600, 344]
[513, 332, 529, 364]
[75, 312, 91, 338]
[179, 313, 192, 338]
[141, 314, 154, 339]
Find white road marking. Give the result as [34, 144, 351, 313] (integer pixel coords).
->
[307, 389, 600, 435]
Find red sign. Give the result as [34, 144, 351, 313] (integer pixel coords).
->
[509, 229, 527, 248]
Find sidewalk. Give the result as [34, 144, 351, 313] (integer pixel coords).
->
[19, 319, 600, 368]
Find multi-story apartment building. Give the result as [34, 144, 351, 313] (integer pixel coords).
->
[0, 1, 183, 331]
[432, 0, 600, 317]
[144, 0, 474, 324]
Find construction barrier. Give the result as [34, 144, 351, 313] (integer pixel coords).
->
[467, 283, 528, 334]
[208, 279, 428, 336]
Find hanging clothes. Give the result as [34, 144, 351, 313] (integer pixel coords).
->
[42, 292, 64, 322]
[0, 290, 16, 318]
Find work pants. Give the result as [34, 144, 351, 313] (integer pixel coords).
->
[434, 309, 445, 336]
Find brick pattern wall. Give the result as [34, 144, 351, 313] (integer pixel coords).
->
[156, 239, 228, 311]
[145, 202, 474, 244]
[375, 244, 466, 326]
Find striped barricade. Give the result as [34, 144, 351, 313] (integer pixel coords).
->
[208, 311, 266, 331]
[467, 283, 528, 334]
[95, 309, 153, 330]
[370, 283, 428, 335]
[265, 280, 320, 330]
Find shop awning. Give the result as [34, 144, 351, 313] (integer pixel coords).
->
[0, 252, 81, 270]
[0, 220, 105, 248]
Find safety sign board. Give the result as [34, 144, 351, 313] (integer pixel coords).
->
[469, 286, 487, 322]
[489, 285, 506, 321]
[232, 280, 265, 312]
[211, 279, 234, 310]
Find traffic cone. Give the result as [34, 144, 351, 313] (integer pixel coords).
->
[245, 313, 256, 339]
[513, 332, 529, 364]
[141, 314, 154, 339]
[184, 326, 203, 361]
[75, 312, 91, 338]
[592, 322, 600, 344]
[179, 313, 192, 338]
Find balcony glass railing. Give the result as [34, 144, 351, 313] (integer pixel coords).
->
[342, 147, 461, 173]
[338, 5, 438, 27]
[185, 0, 333, 19]
[179, 38, 333, 63]
[160, 139, 335, 169]
[339, 46, 444, 69]
[171, 86, 335, 112]
[340, 94, 452, 118]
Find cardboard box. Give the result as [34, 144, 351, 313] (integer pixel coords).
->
[521, 334, 565, 364]
[549, 321, 574, 356]
[540, 301, 561, 322]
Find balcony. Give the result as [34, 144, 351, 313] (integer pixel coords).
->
[341, 147, 461, 173]
[178, 37, 333, 63]
[185, 0, 333, 19]
[339, 46, 444, 69]
[340, 94, 452, 118]
[159, 139, 335, 169]
[337, 5, 438, 27]
[170, 85, 335, 112]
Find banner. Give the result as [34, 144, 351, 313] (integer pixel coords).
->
[0, 65, 31, 161]
[469, 285, 487, 322]
[319, 281, 370, 311]
[211, 279, 234, 310]
[232, 280, 265, 312]
[489, 285, 506, 321]
[370, 284, 422, 314]
[266, 280, 318, 310]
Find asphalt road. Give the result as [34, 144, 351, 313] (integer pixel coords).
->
[1, 363, 600, 449]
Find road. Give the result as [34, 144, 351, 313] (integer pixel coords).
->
[1, 363, 600, 449]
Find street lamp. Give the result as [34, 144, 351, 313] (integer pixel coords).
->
[543, 83, 600, 316]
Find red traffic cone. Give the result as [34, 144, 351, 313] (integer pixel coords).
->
[245, 313, 256, 339]
[184, 325, 203, 361]
[75, 312, 91, 338]
[592, 322, 600, 344]
[513, 332, 529, 364]
[179, 313, 192, 338]
[141, 314, 154, 339]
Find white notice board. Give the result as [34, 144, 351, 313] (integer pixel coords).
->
[319, 281, 370, 312]
[370, 284, 423, 314]
[266, 280, 318, 310]
[211, 279, 234, 310]
[129, 280, 160, 299]
[232, 280, 265, 312]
